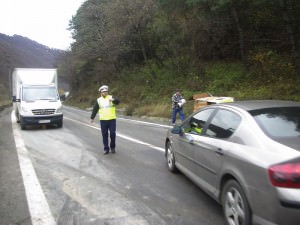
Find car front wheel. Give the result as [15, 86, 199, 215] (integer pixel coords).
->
[221, 180, 251, 225]
[166, 141, 177, 172]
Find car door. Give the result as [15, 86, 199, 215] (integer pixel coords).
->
[174, 108, 216, 178]
[193, 109, 242, 194]
[172, 130, 196, 174]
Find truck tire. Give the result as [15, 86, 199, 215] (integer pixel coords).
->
[20, 122, 26, 130]
[57, 120, 63, 128]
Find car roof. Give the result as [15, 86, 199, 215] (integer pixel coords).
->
[219, 100, 300, 111]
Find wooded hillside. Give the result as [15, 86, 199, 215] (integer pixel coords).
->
[58, 0, 300, 116]
[0, 33, 63, 102]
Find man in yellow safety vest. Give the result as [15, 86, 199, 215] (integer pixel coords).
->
[90, 85, 120, 154]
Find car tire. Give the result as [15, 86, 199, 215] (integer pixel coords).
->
[166, 141, 177, 172]
[221, 180, 251, 225]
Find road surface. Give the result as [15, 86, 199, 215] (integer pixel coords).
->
[0, 106, 225, 225]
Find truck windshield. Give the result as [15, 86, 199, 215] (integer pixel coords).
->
[23, 86, 58, 101]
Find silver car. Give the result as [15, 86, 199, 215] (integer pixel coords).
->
[165, 100, 300, 225]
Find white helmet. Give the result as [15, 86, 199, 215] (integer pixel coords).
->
[98, 85, 109, 92]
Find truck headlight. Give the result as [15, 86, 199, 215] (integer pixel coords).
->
[56, 106, 63, 114]
[20, 105, 31, 115]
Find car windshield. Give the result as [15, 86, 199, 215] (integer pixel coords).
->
[250, 107, 300, 138]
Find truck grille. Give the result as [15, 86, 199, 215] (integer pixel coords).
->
[32, 109, 55, 115]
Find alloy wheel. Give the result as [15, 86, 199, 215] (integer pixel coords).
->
[222, 180, 251, 225]
[166, 142, 177, 172]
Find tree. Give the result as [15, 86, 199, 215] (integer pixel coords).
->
[278, 0, 300, 77]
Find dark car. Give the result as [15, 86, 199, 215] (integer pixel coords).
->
[165, 100, 300, 225]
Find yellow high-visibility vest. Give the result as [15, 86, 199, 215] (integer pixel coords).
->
[97, 95, 116, 120]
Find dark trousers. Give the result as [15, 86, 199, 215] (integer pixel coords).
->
[100, 119, 116, 152]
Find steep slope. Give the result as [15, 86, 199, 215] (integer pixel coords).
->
[0, 33, 64, 100]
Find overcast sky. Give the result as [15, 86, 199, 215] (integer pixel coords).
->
[0, 0, 85, 50]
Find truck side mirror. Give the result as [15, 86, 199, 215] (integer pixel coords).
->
[60, 95, 65, 101]
[12, 96, 20, 102]
[60, 91, 70, 102]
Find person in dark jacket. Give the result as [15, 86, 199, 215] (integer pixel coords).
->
[90, 85, 120, 154]
[171, 89, 186, 125]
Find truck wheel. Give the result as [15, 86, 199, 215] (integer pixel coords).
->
[57, 120, 63, 128]
[20, 122, 26, 130]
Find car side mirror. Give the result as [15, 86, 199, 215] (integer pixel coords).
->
[171, 126, 184, 134]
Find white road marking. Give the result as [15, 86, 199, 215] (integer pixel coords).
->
[65, 117, 165, 152]
[11, 112, 57, 225]
[118, 117, 172, 128]
[10, 112, 165, 225]
[63, 105, 172, 128]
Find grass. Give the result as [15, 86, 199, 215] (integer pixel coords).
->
[5, 58, 299, 119]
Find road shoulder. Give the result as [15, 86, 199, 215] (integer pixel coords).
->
[0, 107, 31, 225]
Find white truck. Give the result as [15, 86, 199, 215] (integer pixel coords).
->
[12, 68, 64, 129]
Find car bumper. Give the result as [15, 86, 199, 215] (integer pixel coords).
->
[252, 187, 300, 225]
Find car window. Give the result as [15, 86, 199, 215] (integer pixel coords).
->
[206, 109, 241, 138]
[250, 107, 300, 138]
[183, 108, 215, 135]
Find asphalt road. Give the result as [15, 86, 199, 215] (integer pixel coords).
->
[0, 105, 225, 225]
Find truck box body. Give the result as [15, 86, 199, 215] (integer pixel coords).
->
[12, 68, 63, 129]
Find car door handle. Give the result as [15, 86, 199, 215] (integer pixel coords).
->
[216, 148, 224, 156]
